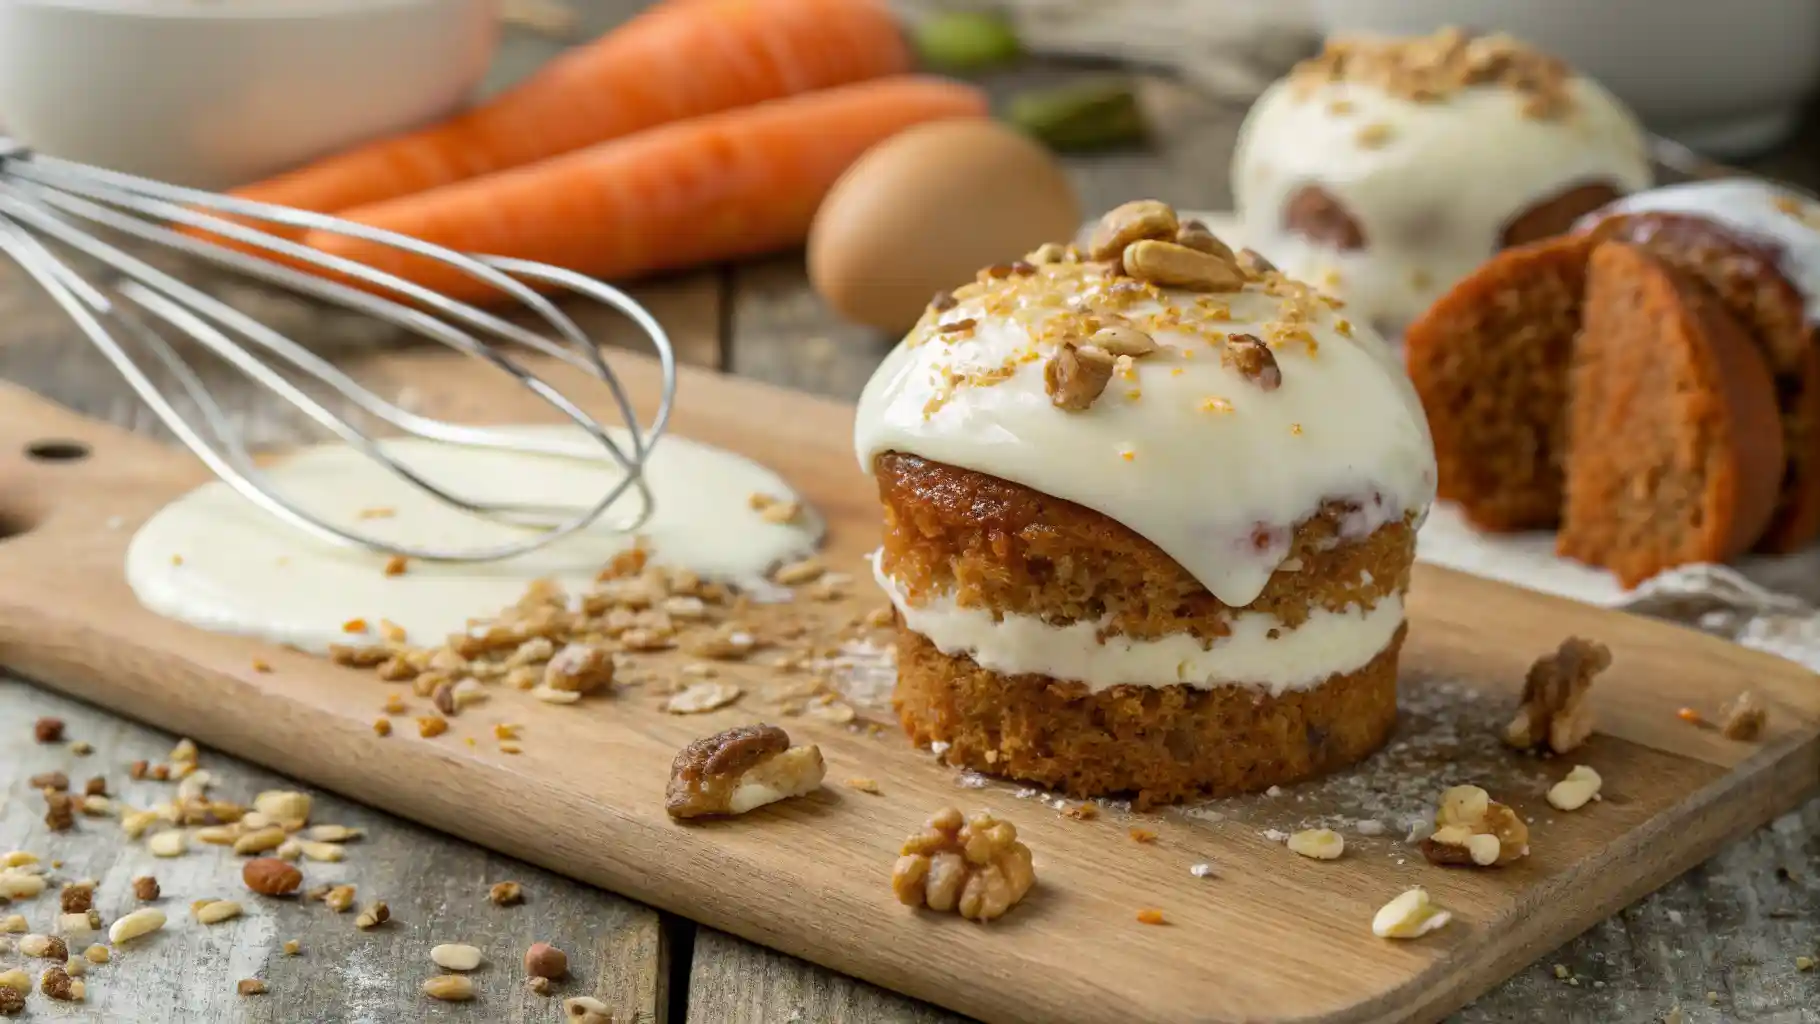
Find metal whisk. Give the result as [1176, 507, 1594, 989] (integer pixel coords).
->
[0, 138, 676, 562]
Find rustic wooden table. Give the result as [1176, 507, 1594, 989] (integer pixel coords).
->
[2, 4, 1818, 1021]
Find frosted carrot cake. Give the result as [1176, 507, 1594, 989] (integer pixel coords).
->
[854, 201, 1438, 806]
[1231, 27, 1652, 331]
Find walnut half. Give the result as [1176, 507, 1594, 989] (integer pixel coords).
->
[891, 808, 1035, 922]
[665, 724, 825, 820]
[1505, 637, 1610, 754]
[1419, 785, 1529, 868]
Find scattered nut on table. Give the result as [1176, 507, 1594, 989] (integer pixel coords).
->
[1286, 828, 1345, 860]
[242, 857, 302, 896]
[565, 995, 613, 1022]
[1505, 636, 1609, 754]
[422, 974, 475, 1001]
[525, 941, 569, 980]
[1547, 765, 1604, 812]
[892, 807, 1036, 922]
[665, 724, 826, 819]
[1419, 785, 1529, 867]
[1372, 887, 1451, 939]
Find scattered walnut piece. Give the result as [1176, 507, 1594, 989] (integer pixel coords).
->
[1506, 637, 1610, 754]
[39, 965, 78, 1001]
[1044, 342, 1116, 412]
[42, 792, 75, 832]
[1720, 691, 1766, 741]
[60, 884, 93, 914]
[129, 875, 160, 905]
[1286, 828, 1345, 860]
[83, 777, 106, 798]
[545, 643, 616, 694]
[283, 939, 301, 956]
[33, 717, 64, 743]
[1223, 334, 1283, 391]
[1546, 765, 1603, 812]
[489, 881, 524, 906]
[1419, 785, 1529, 867]
[0, 984, 21, 1016]
[1372, 887, 1451, 939]
[891, 807, 1036, 922]
[29, 771, 68, 792]
[666, 724, 826, 819]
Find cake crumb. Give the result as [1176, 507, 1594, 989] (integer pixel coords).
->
[1062, 802, 1100, 821]
[237, 979, 267, 996]
[383, 555, 408, 577]
[489, 881, 524, 906]
[1135, 908, 1167, 925]
[844, 778, 881, 795]
[283, 940, 301, 956]
[1128, 827, 1157, 844]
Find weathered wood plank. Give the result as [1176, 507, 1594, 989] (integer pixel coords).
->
[687, 927, 963, 1024]
[0, 677, 667, 1022]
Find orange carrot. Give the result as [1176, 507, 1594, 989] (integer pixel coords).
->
[301, 77, 989, 302]
[230, 0, 909, 220]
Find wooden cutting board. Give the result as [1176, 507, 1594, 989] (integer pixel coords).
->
[1, 348, 1816, 1024]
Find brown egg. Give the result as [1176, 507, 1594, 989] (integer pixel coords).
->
[808, 119, 1081, 332]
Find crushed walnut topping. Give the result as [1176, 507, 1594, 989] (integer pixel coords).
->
[1419, 784, 1529, 867]
[1506, 637, 1609, 754]
[1043, 342, 1117, 412]
[1293, 27, 1574, 119]
[891, 807, 1035, 922]
[665, 724, 826, 819]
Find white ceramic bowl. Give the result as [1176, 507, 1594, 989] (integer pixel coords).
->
[1310, 0, 1820, 158]
[0, 0, 500, 190]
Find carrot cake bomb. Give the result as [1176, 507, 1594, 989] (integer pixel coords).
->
[1231, 28, 1651, 331]
[853, 201, 1438, 806]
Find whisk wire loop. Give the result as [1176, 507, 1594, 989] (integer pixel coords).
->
[0, 141, 677, 561]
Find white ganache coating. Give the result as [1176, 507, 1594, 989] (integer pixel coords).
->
[1585, 178, 1820, 324]
[873, 555, 1403, 695]
[1232, 74, 1651, 329]
[852, 257, 1437, 610]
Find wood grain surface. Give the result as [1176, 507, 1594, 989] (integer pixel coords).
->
[2, 2, 1820, 1021]
[0, 347, 1816, 1024]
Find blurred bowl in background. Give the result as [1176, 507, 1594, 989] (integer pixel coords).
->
[0, 0, 500, 190]
[1310, 0, 1820, 159]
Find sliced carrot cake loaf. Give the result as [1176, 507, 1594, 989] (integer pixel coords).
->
[1231, 27, 1651, 332]
[1405, 178, 1820, 577]
[853, 200, 1439, 807]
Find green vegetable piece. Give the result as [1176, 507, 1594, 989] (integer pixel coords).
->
[1008, 79, 1150, 153]
[913, 11, 1022, 73]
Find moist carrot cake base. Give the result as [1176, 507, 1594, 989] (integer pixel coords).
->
[894, 625, 1403, 808]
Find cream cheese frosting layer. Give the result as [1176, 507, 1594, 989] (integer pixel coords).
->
[853, 260, 1436, 609]
[1585, 179, 1820, 324]
[1232, 75, 1651, 328]
[874, 556, 1403, 696]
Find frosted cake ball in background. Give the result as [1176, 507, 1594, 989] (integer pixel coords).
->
[855, 201, 1437, 807]
[1231, 28, 1653, 332]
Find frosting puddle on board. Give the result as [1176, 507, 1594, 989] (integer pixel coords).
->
[126, 426, 823, 653]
